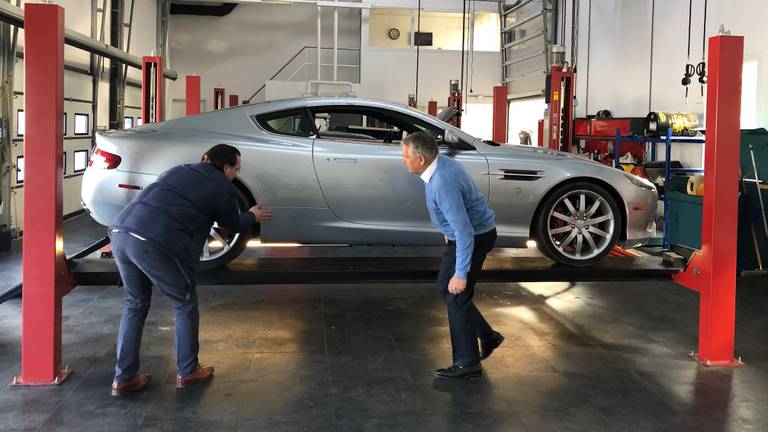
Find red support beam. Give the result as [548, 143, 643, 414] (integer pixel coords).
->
[229, 94, 239, 108]
[547, 65, 575, 151]
[214, 88, 225, 110]
[141, 56, 164, 123]
[673, 35, 744, 366]
[15, 3, 73, 386]
[185, 75, 201, 116]
[427, 100, 438, 117]
[492, 85, 508, 143]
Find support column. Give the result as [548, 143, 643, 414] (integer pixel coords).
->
[15, 3, 73, 386]
[108, 0, 124, 130]
[673, 35, 744, 366]
[316, 6, 322, 81]
[492, 85, 507, 143]
[213, 87, 225, 110]
[427, 100, 437, 117]
[185, 75, 200, 116]
[141, 56, 164, 123]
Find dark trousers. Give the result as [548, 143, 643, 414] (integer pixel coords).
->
[436, 229, 497, 367]
[111, 232, 199, 382]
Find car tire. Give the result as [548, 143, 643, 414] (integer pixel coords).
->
[534, 182, 621, 267]
[199, 188, 254, 269]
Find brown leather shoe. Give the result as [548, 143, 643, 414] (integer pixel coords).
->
[176, 365, 214, 389]
[111, 374, 151, 397]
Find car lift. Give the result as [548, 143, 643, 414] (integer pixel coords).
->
[186, 74, 201, 116]
[543, 63, 575, 151]
[10, 3, 744, 386]
[141, 56, 164, 124]
[213, 87, 225, 110]
[492, 85, 508, 143]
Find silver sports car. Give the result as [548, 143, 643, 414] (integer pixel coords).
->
[81, 97, 657, 268]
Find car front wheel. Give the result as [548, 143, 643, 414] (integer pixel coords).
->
[535, 182, 621, 267]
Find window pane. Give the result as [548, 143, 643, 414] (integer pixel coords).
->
[16, 156, 24, 184]
[741, 60, 758, 129]
[258, 111, 314, 137]
[74, 114, 89, 135]
[17, 110, 24, 137]
[74, 150, 88, 172]
[314, 110, 407, 143]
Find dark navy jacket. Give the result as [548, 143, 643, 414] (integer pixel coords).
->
[110, 163, 255, 274]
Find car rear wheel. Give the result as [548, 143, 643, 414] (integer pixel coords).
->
[199, 188, 254, 269]
[534, 182, 621, 267]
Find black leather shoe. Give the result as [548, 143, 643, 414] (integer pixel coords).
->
[434, 363, 482, 380]
[480, 331, 505, 360]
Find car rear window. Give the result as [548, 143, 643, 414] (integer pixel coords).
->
[255, 109, 315, 138]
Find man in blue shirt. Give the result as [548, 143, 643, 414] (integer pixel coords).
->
[108, 144, 272, 396]
[401, 131, 504, 379]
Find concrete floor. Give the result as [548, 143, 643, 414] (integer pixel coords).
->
[0, 215, 766, 431]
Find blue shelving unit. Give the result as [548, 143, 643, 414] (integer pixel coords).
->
[614, 128, 706, 250]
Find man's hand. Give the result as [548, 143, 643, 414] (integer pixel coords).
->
[448, 276, 467, 294]
[249, 204, 273, 222]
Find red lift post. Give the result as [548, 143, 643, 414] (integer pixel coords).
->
[427, 100, 438, 117]
[213, 87, 225, 110]
[14, 3, 74, 386]
[141, 56, 164, 124]
[492, 85, 508, 143]
[673, 35, 744, 366]
[547, 64, 575, 151]
[186, 75, 201, 116]
[229, 94, 239, 108]
[447, 79, 462, 128]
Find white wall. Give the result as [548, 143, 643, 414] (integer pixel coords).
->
[359, 1, 501, 112]
[574, 0, 767, 125]
[166, 1, 502, 121]
[166, 3, 362, 118]
[568, 0, 767, 168]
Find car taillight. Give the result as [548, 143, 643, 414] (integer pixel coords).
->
[88, 148, 122, 169]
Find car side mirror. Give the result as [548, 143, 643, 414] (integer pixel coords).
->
[444, 130, 460, 147]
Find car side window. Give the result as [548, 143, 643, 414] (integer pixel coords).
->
[255, 110, 315, 138]
[312, 109, 405, 145]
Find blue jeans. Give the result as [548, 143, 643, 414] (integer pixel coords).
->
[436, 229, 497, 367]
[111, 231, 199, 382]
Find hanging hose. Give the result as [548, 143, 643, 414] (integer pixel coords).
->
[696, 0, 708, 98]
[681, 0, 694, 103]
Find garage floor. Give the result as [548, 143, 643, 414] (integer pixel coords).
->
[1, 218, 767, 431]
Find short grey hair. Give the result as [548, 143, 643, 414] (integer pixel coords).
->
[402, 131, 439, 161]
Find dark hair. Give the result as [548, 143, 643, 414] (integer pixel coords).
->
[402, 131, 438, 160]
[201, 144, 241, 171]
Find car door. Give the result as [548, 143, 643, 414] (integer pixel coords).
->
[311, 106, 488, 229]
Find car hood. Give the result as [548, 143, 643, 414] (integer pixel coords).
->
[477, 142, 603, 166]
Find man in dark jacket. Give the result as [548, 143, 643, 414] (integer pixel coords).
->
[108, 144, 272, 396]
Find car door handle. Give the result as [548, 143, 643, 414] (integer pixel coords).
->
[331, 157, 358, 164]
